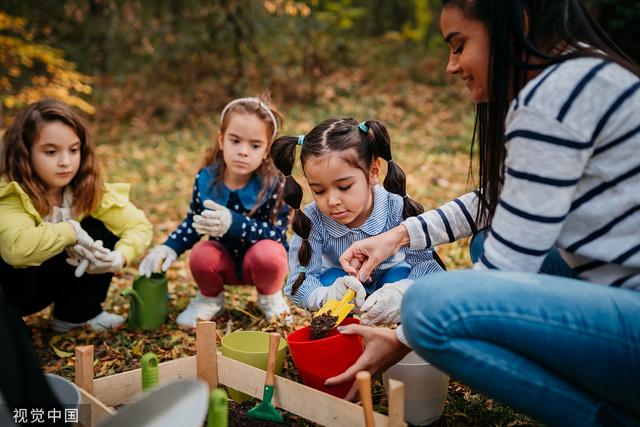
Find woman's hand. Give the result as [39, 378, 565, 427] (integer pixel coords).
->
[324, 323, 411, 400]
[339, 225, 410, 282]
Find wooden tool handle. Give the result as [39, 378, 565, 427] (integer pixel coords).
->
[356, 371, 375, 427]
[266, 332, 280, 386]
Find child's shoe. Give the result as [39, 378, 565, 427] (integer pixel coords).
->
[176, 292, 225, 329]
[257, 291, 292, 322]
[51, 311, 125, 333]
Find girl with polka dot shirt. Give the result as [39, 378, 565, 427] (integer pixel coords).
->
[139, 98, 290, 327]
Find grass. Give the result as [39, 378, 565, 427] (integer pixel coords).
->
[24, 51, 544, 426]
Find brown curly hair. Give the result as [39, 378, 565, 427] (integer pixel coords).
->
[1, 99, 104, 217]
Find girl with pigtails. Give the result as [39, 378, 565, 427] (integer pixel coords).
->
[270, 118, 443, 324]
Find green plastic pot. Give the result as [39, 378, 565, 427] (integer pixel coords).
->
[220, 331, 287, 402]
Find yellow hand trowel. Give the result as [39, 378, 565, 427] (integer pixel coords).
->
[314, 288, 356, 327]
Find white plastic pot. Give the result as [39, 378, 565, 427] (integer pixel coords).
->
[382, 351, 449, 426]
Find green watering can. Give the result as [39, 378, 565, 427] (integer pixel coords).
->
[121, 273, 168, 330]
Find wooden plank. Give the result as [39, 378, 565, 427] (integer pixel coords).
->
[386, 379, 407, 427]
[196, 321, 218, 389]
[75, 346, 94, 394]
[90, 350, 395, 427]
[93, 356, 196, 407]
[78, 386, 115, 427]
[217, 354, 390, 427]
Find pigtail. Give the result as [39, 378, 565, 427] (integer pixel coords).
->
[364, 120, 424, 219]
[271, 136, 313, 295]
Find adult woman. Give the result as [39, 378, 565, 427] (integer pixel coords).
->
[327, 1, 640, 425]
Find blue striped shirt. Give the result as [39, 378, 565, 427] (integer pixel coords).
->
[404, 57, 640, 290]
[286, 185, 443, 308]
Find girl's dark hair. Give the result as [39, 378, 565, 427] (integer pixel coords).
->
[271, 118, 423, 294]
[202, 97, 285, 221]
[1, 99, 104, 216]
[442, 0, 640, 224]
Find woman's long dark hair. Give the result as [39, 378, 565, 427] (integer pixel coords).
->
[442, 0, 640, 224]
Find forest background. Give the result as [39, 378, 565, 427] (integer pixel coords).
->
[2, 1, 638, 425]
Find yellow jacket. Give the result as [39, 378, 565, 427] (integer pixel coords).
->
[0, 179, 153, 268]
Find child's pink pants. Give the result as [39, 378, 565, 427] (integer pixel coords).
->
[189, 240, 288, 297]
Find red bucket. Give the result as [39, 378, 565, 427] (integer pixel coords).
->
[287, 317, 364, 398]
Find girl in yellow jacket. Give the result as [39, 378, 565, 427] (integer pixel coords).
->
[0, 99, 152, 332]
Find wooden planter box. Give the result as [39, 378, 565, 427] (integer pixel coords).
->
[74, 321, 406, 427]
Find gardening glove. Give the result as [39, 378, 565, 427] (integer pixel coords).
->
[65, 220, 103, 277]
[67, 241, 125, 275]
[306, 276, 367, 312]
[66, 219, 95, 248]
[193, 199, 232, 238]
[360, 278, 414, 326]
[138, 244, 177, 277]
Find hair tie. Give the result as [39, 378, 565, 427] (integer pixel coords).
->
[220, 97, 278, 139]
[403, 193, 411, 199]
[297, 135, 305, 146]
[358, 122, 369, 133]
[298, 266, 307, 273]
[388, 159, 395, 164]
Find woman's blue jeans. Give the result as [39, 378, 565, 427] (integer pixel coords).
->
[402, 269, 640, 426]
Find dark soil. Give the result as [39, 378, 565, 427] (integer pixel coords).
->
[310, 312, 338, 340]
[226, 400, 283, 426]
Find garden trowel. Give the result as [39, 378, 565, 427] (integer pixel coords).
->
[246, 332, 284, 423]
[314, 289, 356, 328]
[98, 379, 208, 427]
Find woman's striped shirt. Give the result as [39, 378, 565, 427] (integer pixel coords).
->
[404, 56, 640, 290]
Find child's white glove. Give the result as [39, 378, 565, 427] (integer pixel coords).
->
[360, 278, 414, 326]
[193, 200, 233, 238]
[65, 220, 99, 277]
[138, 244, 177, 277]
[306, 276, 367, 312]
[66, 219, 94, 248]
[67, 241, 124, 275]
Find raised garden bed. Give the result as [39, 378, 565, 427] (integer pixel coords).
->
[74, 321, 406, 427]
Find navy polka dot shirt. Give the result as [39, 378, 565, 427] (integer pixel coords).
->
[164, 165, 289, 263]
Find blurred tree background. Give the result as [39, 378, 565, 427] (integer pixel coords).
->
[1, 1, 638, 425]
[1, 0, 448, 126]
[2, 0, 638, 126]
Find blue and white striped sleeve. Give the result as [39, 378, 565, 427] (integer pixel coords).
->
[477, 106, 592, 272]
[402, 191, 482, 250]
[284, 229, 325, 309]
[404, 248, 445, 280]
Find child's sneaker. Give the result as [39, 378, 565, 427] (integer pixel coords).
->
[51, 311, 125, 333]
[257, 291, 291, 322]
[176, 292, 225, 329]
